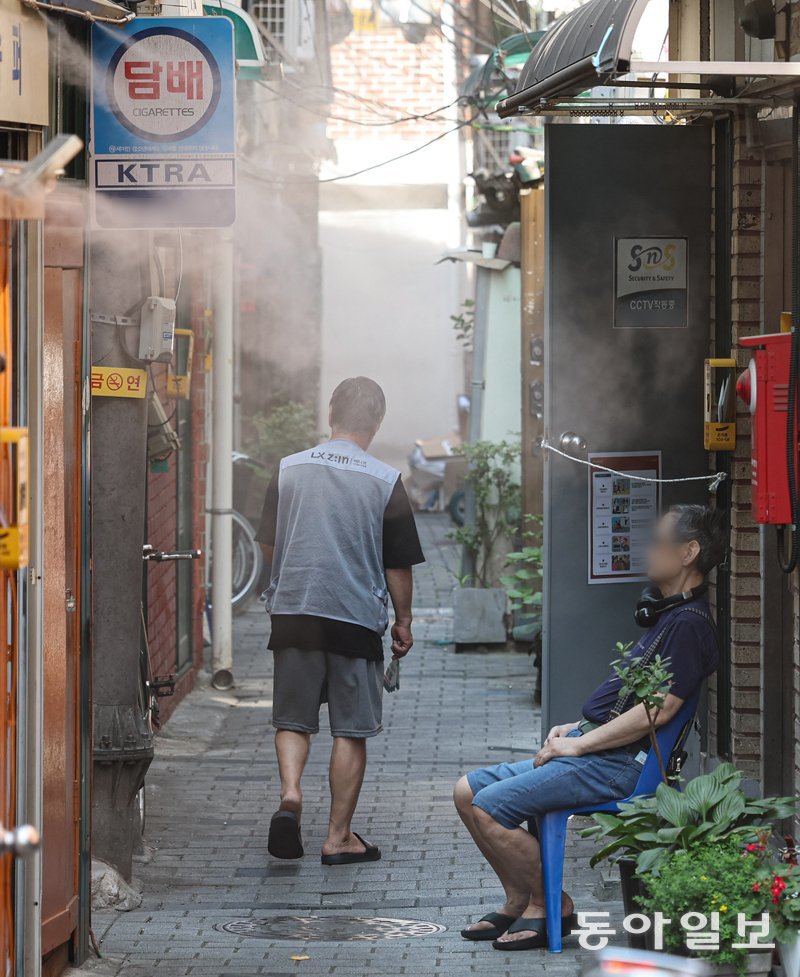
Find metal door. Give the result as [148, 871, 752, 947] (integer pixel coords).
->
[542, 125, 712, 731]
[40, 195, 84, 963]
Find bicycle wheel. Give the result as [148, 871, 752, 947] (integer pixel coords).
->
[231, 510, 263, 613]
[206, 510, 264, 613]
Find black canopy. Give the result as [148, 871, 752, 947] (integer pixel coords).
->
[496, 0, 651, 117]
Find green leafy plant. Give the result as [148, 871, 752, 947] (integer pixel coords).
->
[244, 401, 320, 482]
[449, 439, 520, 589]
[637, 840, 773, 975]
[242, 401, 320, 512]
[501, 514, 542, 612]
[610, 642, 673, 784]
[581, 762, 797, 876]
[451, 298, 475, 350]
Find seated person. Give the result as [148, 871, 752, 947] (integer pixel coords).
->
[454, 503, 726, 952]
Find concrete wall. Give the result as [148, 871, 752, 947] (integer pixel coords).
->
[320, 21, 465, 472]
[319, 206, 463, 471]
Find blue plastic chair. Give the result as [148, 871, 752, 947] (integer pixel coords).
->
[537, 690, 700, 953]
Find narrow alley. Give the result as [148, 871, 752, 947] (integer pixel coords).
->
[78, 515, 622, 977]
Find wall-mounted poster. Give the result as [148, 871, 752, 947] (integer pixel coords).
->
[588, 452, 661, 584]
[614, 238, 688, 328]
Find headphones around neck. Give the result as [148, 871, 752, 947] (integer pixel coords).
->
[634, 583, 708, 629]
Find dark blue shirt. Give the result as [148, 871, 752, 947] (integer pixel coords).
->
[581, 599, 719, 724]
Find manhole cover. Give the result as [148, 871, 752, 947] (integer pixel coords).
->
[217, 915, 447, 942]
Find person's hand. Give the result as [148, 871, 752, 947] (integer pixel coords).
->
[544, 723, 568, 744]
[544, 722, 578, 745]
[391, 622, 413, 658]
[534, 734, 584, 768]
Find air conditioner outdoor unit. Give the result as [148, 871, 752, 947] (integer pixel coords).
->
[249, 0, 316, 63]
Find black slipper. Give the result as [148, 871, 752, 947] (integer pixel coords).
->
[461, 913, 517, 942]
[492, 913, 577, 951]
[267, 810, 304, 860]
[320, 832, 381, 865]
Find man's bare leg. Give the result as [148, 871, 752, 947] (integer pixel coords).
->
[321, 736, 369, 856]
[470, 806, 573, 944]
[275, 729, 311, 815]
[454, 776, 572, 936]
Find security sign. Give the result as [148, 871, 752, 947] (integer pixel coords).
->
[91, 18, 235, 229]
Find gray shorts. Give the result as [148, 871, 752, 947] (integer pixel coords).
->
[272, 648, 384, 738]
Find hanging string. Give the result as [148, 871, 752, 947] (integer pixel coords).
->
[540, 441, 727, 491]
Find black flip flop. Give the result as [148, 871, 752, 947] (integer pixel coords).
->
[320, 832, 381, 866]
[267, 810, 304, 860]
[492, 913, 577, 951]
[460, 913, 517, 942]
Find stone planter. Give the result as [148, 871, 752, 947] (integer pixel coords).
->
[452, 587, 507, 645]
[779, 934, 800, 977]
[705, 951, 772, 976]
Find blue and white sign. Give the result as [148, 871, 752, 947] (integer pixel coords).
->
[91, 18, 236, 229]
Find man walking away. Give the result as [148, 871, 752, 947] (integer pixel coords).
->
[256, 377, 425, 864]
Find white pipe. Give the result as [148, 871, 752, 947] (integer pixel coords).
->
[210, 235, 234, 690]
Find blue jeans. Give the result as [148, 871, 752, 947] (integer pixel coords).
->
[466, 731, 644, 830]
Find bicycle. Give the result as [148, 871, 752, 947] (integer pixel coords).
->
[204, 452, 267, 617]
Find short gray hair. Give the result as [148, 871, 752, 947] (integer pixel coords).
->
[668, 504, 728, 576]
[329, 377, 386, 437]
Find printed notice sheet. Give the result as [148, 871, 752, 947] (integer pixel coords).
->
[588, 452, 661, 584]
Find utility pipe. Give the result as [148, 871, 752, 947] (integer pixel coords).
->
[210, 235, 234, 690]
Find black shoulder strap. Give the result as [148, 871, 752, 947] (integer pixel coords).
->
[606, 606, 715, 722]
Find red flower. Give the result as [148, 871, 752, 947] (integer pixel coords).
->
[752, 884, 761, 891]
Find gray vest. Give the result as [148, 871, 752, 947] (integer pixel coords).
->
[263, 439, 399, 634]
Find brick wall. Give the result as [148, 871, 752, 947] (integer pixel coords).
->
[145, 253, 208, 726]
[707, 116, 763, 778]
[327, 26, 450, 141]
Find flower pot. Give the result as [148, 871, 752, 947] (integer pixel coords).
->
[452, 587, 507, 645]
[618, 857, 652, 950]
[779, 934, 800, 977]
[702, 951, 773, 976]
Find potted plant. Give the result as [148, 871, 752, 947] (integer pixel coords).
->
[754, 840, 800, 977]
[501, 514, 543, 641]
[582, 764, 797, 952]
[635, 838, 778, 975]
[609, 641, 674, 783]
[450, 439, 520, 646]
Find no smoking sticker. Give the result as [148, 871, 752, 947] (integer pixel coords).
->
[90, 366, 147, 399]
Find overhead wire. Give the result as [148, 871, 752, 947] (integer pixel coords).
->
[240, 113, 480, 185]
[257, 78, 465, 127]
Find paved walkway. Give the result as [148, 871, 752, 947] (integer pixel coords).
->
[79, 514, 624, 977]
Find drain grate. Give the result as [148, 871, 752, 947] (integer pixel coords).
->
[217, 915, 447, 942]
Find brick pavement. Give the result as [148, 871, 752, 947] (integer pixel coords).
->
[75, 514, 625, 977]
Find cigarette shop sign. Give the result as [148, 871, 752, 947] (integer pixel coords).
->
[91, 18, 235, 229]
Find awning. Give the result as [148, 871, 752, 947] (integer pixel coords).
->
[22, 0, 133, 24]
[460, 31, 544, 107]
[203, 0, 266, 80]
[496, 0, 650, 117]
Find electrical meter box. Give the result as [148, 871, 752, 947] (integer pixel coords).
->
[139, 296, 176, 363]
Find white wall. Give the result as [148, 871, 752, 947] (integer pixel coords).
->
[319, 207, 463, 472]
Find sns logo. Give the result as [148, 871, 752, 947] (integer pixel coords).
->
[627, 243, 676, 273]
